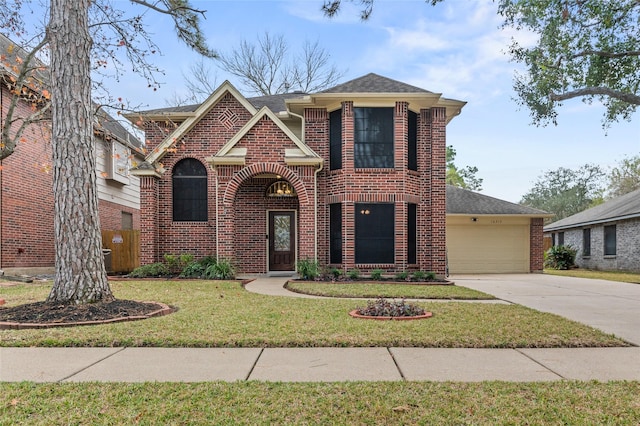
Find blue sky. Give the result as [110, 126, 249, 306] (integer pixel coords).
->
[102, 1, 638, 202]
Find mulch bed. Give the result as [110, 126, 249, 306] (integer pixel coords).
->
[0, 299, 173, 329]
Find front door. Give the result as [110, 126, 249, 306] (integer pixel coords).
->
[268, 211, 295, 271]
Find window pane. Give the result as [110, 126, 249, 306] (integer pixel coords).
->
[558, 232, 564, 246]
[355, 203, 394, 264]
[408, 203, 417, 264]
[173, 159, 208, 222]
[330, 109, 342, 170]
[408, 111, 417, 171]
[354, 108, 394, 168]
[604, 225, 616, 256]
[330, 204, 342, 264]
[582, 228, 591, 257]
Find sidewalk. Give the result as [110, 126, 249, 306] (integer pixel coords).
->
[2, 275, 640, 383]
[2, 346, 639, 382]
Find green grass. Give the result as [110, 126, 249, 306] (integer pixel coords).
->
[0, 280, 626, 348]
[1, 381, 639, 424]
[286, 281, 495, 299]
[545, 268, 640, 284]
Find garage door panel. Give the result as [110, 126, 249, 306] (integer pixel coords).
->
[447, 224, 529, 274]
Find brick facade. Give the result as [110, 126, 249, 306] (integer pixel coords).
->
[0, 84, 141, 272]
[136, 78, 455, 276]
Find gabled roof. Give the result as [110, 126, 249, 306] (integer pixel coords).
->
[446, 185, 551, 217]
[286, 73, 466, 124]
[320, 73, 433, 94]
[208, 106, 321, 167]
[143, 81, 257, 165]
[544, 188, 640, 231]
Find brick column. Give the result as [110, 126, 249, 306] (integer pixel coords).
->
[430, 107, 447, 276]
[139, 175, 159, 265]
[530, 218, 544, 272]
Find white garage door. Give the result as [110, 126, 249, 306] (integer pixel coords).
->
[447, 220, 530, 274]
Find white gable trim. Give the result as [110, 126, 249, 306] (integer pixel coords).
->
[145, 81, 257, 165]
[213, 106, 321, 164]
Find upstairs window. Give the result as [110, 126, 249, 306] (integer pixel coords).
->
[354, 107, 394, 168]
[329, 109, 342, 170]
[173, 158, 208, 222]
[408, 110, 417, 171]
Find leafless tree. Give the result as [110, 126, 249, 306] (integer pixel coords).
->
[217, 32, 345, 96]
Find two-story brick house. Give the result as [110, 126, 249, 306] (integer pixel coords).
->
[131, 73, 470, 276]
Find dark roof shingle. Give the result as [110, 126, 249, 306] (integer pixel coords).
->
[446, 185, 549, 215]
[544, 188, 640, 231]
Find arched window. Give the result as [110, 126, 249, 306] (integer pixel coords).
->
[172, 158, 207, 221]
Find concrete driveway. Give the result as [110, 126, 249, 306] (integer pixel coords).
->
[452, 274, 640, 346]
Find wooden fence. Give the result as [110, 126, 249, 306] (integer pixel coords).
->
[101, 230, 140, 274]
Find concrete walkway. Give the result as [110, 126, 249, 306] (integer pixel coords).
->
[2, 274, 640, 383]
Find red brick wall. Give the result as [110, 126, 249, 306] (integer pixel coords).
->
[530, 217, 544, 272]
[138, 91, 450, 275]
[1, 84, 142, 270]
[98, 199, 140, 230]
[0, 85, 55, 268]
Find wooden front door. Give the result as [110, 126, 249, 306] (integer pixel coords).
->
[268, 211, 295, 271]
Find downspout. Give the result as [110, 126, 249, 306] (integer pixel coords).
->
[0, 86, 3, 271]
[214, 165, 219, 262]
[287, 110, 320, 261]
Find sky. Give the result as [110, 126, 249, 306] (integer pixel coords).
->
[25, 0, 640, 203]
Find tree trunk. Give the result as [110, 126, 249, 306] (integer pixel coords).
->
[46, 0, 114, 303]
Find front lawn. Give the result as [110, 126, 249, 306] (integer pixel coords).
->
[0, 280, 626, 348]
[545, 269, 640, 284]
[286, 281, 495, 299]
[2, 381, 639, 424]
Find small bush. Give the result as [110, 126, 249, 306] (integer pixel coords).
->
[412, 271, 426, 281]
[297, 258, 320, 280]
[347, 268, 360, 280]
[370, 269, 383, 280]
[395, 271, 409, 281]
[545, 245, 577, 270]
[356, 298, 426, 317]
[164, 253, 194, 275]
[204, 258, 235, 280]
[128, 262, 169, 278]
[329, 268, 343, 280]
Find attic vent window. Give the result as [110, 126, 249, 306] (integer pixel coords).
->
[266, 181, 296, 197]
[218, 108, 239, 129]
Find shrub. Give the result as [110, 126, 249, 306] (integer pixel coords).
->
[128, 262, 169, 278]
[545, 245, 577, 270]
[163, 253, 194, 275]
[356, 298, 426, 317]
[370, 269, 383, 280]
[395, 271, 409, 281]
[329, 268, 343, 280]
[179, 256, 217, 278]
[412, 270, 426, 281]
[204, 258, 235, 280]
[347, 268, 360, 280]
[297, 258, 320, 280]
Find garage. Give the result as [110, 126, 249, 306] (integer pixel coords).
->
[445, 185, 551, 274]
[447, 216, 531, 273]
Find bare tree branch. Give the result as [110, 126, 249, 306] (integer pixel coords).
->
[550, 87, 640, 105]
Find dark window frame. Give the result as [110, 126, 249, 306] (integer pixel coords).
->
[604, 224, 616, 256]
[353, 107, 394, 169]
[408, 110, 418, 171]
[582, 228, 591, 257]
[329, 203, 342, 264]
[329, 109, 342, 171]
[355, 203, 395, 264]
[408, 203, 417, 264]
[172, 158, 208, 222]
[558, 232, 565, 246]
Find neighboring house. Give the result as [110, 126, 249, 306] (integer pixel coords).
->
[129, 73, 548, 275]
[544, 188, 640, 272]
[446, 185, 551, 274]
[0, 33, 143, 274]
